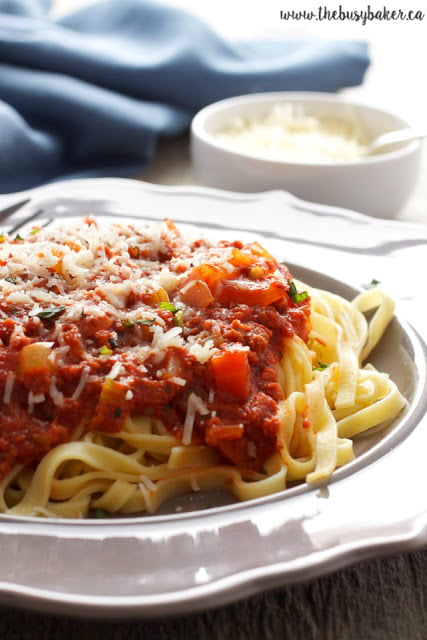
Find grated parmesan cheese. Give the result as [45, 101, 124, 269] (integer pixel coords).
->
[151, 325, 184, 351]
[138, 475, 157, 510]
[168, 376, 187, 387]
[187, 339, 218, 363]
[3, 372, 15, 405]
[0, 216, 314, 491]
[0, 217, 297, 459]
[190, 477, 201, 492]
[105, 361, 125, 381]
[49, 377, 65, 407]
[28, 391, 45, 414]
[213, 103, 368, 164]
[71, 366, 90, 401]
[0, 218, 236, 417]
[182, 392, 210, 445]
[158, 267, 180, 292]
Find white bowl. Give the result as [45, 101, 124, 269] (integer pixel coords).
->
[190, 92, 422, 218]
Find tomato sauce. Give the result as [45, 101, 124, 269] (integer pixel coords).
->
[0, 223, 311, 480]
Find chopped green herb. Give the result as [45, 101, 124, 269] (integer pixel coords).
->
[36, 305, 66, 320]
[114, 407, 122, 419]
[159, 301, 178, 313]
[94, 508, 110, 519]
[313, 362, 329, 371]
[5, 276, 17, 284]
[362, 278, 381, 290]
[159, 301, 185, 326]
[288, 280, 309, 303]
[29, 227, 41, 236]
[14, 233, 23, 241]
[174, 308, 185, 328]
[137, 318, 155, 326]
[123, 317, 156, 328]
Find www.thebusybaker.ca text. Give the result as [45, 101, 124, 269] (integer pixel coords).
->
[279, 5, 425, 24]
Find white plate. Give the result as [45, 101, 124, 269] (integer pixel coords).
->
[0, 178, 426, 619]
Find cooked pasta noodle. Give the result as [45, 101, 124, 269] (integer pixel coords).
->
[0, 218, 406, 518]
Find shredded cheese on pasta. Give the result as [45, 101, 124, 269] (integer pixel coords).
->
[0, 218, 406, 519]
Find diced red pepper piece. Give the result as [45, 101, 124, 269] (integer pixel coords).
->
[210, 349, 251, 400]
[215, 278, 287, 306]
[189, 263, 231, 292]
[205, 422, 244, 447]
[228, 248, 255, 268]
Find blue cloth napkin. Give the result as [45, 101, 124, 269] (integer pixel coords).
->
[0, 0, 370, 194]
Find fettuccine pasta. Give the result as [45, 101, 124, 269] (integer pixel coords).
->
[0, 218, 406, 518]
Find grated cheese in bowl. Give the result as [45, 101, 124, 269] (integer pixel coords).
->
[212, 103, 368, 164]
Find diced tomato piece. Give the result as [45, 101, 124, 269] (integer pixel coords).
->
[48, 258, 63, 275]
[210, 349, 251, 400]
[205, 422, 244, 446]
[128, 246, 140, 259]
[190, 264, 231, 292]
[215, 278, 287, 306]
[228, 248, 255, 268]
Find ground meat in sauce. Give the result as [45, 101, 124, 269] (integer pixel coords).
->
[0, 220, 311, 480]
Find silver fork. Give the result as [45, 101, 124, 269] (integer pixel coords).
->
[0, 196, 49, 235]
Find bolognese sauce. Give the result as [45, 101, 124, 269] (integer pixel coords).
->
[0, 219, 310, 480]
